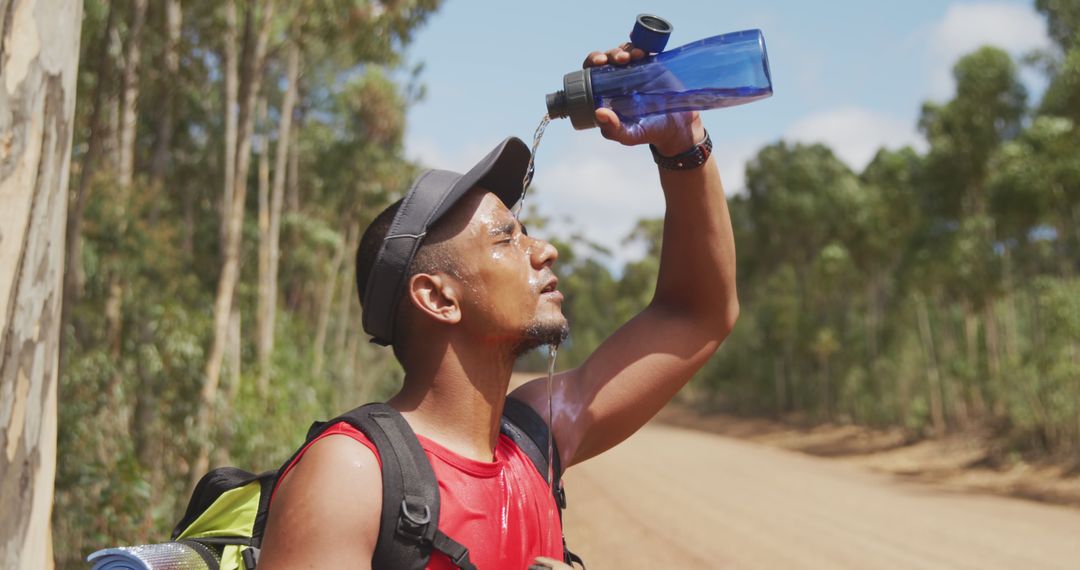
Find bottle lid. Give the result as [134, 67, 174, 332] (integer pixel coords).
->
[630, 14, 672, 54]
[545, 70, 597, 130]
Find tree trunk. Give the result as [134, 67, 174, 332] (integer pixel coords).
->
[772, 359, 785, 415]
[256, 93, 270, 384]
[312, 225, 352, 377]
[148, 0, 182, 187]
[914, 294, 946, 437]
[286, 111, 301, 213]
[220, 0, 239, 248]
[117, 0, 148, 188]
[214, 307, 243, 468]
[226, 307, 243, 403]
[821, 357, 832, 421]
[63, 0, 116, 319]
[962, 309, 986, 420]
[257, 40, 300, 394]
[983, 304, 1001, 409]
[332, 242, 355, 369]
[0, 0, 82, 566]
[190, 0, 274, 493]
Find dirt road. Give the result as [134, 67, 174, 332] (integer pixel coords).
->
[560, 423, 1080, 569]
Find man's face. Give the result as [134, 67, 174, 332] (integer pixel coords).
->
[443, 189, 568, 353]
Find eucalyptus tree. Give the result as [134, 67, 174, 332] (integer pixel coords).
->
[0, 0, 82, 566]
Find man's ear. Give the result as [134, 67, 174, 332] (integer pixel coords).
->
[407, 273, 462, 325]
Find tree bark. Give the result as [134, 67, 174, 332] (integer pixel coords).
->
[286, 110, 301, 213]
[116, 0, 148, 188]
[191, 0, 274, 493]
[332, 241, 354, 369]
[63, 0, 116, 318]
[0, 0, 82, 566]
[148, 0, 182, 187]
[257, 40, 300, 394]
[312, 224, 351, 377]
[220, 0, 238, 248]
[914, 294, 946, 437]
[962, 309, 986, 420]
[772, 359, 785, 415]
[311, 222, 352, 377]
[256, 94, 270, 385]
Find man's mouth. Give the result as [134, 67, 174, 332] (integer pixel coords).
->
[540, 277, 559, 294]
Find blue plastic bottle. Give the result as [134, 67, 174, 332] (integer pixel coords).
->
[546, 27, 773, 130]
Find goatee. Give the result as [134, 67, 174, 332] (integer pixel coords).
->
[512, 318, 569, 357]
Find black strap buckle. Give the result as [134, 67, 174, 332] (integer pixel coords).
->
[555, 481, 567, 510]
[397, 498, 432, 543]
[241, 546, 260, 570]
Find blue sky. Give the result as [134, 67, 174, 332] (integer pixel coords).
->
[400, 1, 1051, 264]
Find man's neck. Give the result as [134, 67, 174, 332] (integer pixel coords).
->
[389, 337, 515, 462]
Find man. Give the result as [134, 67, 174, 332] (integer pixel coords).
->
[259, 42, 738, 569]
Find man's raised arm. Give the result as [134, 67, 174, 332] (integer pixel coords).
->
[510, 44, 738, 469]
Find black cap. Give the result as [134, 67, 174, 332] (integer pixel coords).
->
[362, 137, 531, 345]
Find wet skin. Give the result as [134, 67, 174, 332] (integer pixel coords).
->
[410, 188, 568, 352]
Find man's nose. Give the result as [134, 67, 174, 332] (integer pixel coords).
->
[530, 237, 559, 268]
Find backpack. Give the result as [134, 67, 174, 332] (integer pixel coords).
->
[167, 397, 582, 570]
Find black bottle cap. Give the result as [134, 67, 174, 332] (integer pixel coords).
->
[545, 69, 596, 130]
[630, 14, 672, 54]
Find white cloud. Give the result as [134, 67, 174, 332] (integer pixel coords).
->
[928, 2, 1051, 96]
[405, 134, 500, 173]
[785, 107, 925, 171]
[529, 138, 661, 267]
[527, 134, 764, 269]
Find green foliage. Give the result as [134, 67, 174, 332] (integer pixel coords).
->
[1036, 0, 1080, 51]
[56, 0, 436, 565]
[552, 25, 1080, 456]
[56, 4, 1080, 566]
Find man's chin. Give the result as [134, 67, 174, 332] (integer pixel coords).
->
[512, 318, 570, 356]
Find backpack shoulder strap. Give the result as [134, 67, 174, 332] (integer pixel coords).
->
[502, 397, 585, 568]
[333, 403, 476, 570]
[501, 397, 563, 494]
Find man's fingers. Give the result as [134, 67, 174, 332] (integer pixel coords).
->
[596, 109, 631, 144]
[583, 51, 607, 68]
[605, 45, 632, 65]
[586, 43, 646, 69]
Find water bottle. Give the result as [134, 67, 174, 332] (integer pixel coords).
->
[545, 16, 773, 130]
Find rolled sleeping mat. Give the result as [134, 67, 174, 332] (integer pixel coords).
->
[86, 541, 220, 570]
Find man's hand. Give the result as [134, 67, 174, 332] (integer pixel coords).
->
[583, 42, 705, 156]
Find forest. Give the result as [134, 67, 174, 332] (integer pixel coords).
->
[40, 0, 1080, 565]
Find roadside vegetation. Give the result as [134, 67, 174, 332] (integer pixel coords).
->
[55, 0, 1078, 566]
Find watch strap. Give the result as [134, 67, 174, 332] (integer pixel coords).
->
[650, 130, 713, 170]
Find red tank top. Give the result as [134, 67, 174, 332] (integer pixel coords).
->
[273, 422, 564, 569]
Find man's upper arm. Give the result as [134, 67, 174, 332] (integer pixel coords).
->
[258, 435, 382, 569]
[511, 147, 737, 471]
[510, 305, 730, 471]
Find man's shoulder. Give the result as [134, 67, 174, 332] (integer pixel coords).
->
[259, 425, 383, 567]
[276, 426, 383, 505]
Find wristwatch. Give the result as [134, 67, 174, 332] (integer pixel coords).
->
[650, 130, 713, 170]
